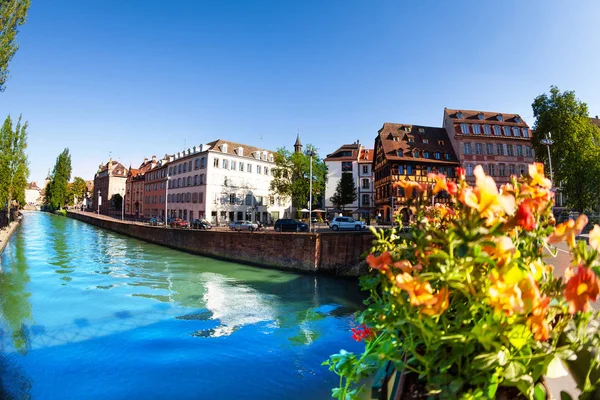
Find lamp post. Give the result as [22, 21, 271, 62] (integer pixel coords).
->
[165, 175, 170, 227]
[122, 192, 125, 221]
[97, 190, 101, 215]
[308, 149, 315, 232]
[540, 132, 554, 185]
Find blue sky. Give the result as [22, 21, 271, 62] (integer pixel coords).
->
[1, 0, 600, 185]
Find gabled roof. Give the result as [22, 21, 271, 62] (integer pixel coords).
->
[324, 143, 361, 161]
[590, 117, 600, 129]
[376, 123, 458, 164]
[358, 147, 374, 163]
[444, 108, 529, 127]
[205, 139, 275, 159]
[26, 182, 41, 190]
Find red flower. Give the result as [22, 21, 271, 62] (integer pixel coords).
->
[366, 252, 393, 271]
[456, 167, 466, 179]
[564, 267, 600, 314]
[351, 324, 375, 342]
[516, 200, 536, 231]
[446, 181, 458, 196]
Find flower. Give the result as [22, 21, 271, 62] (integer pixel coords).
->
[395, 180, 426, 200]
[528, 163, 552, 188]
[428, 173, 449, 195]
[515, 200, 536, 231]
[446, 181, 458, 196]
[366, 252, 393, 271]
[419, 287, 450, 317]
[456, 167, 466, 179]
[488, 269, 524, 316]
[527, 296, 550, 341]
[459, 165, 515, 222]
[484, 236, 516, 263]
[589, 225, 600, 252]
[351, 324, 375, 342]
[548, 214, 588, 248]
[564, 267, 600, 314]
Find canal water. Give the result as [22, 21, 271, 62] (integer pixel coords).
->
[0, 212, 365, 400]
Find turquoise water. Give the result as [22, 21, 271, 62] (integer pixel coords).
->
[0, 212, 364, 400]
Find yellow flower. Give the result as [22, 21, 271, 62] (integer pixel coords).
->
[528, 163, 552, 188]
[427, 173, 449, 195]
[459, 165, 515, 222]
[589, 225, 600, 252]
[548, 214, 588, 248]
[484, 236, 515, 263]
[488, 268, 525, 316]
[395, 180, 426, 200]
[419, 288, 450, 317]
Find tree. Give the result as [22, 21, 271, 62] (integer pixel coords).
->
[45, 148, 72, 210]
[0, 114, 29, 220]
[0, 0, 31, 92]
[270, 145, 327, 212]
[69, 177, 87, 204]
[531, 86, 600, 212]
[330, 173, 357, 211]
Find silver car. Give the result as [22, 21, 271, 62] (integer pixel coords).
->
[329, 217, 366, 231]
[229, 220, 259, 232]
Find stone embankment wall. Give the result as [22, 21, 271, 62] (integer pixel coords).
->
[66, 212, 374, 276]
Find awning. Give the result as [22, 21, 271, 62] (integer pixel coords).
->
[352, 208, 371, 214]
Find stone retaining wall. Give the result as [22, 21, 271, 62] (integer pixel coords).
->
[66, 212, 373, 276]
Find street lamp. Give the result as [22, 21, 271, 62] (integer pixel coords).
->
[122, 192, 125, 221]
[308, 149, 315, 232]
[165, 175, 170, 226]
[540, 132, 554, 185]
[97, 190, 101, 215]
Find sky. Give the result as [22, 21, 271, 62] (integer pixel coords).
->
[1, 0, 600, 185]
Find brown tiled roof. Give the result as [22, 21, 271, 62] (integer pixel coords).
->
[324, 143, 361, 161]
[26, 182, 41, 190]
[590, 117, 600, 129]
[444, 108, 529, 127]
[358, 147, 374, 162]
[98, 160, 127, 177]
[128, 168, 140, 178]
[377, 123, 458, 164]
[205, 139, 275, 159]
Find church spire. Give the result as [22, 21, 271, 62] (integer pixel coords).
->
[294, 131, 302, 154]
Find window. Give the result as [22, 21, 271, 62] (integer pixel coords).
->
[525, 146, 532, 157]
[509, 164, 516, 176]
[178, 164, 182, 173]
[187, 176, 191, 186]
[423, 138, 429, 144]
[201, 157, 206, 168]
[472, 124, 481, 135]
[183, 163, 187, 173]
[407, 165, 413, 175]
[264, 167, 269, 175]
[515, 116, 521, 123]
[475, 143, 483, 155]
[488, 164, 496, 176]
[169, 167, 173, 175]
[177, 178, 181, 187]
[247, 163, 252, 173]
[362, 194, 370, 207]
[194, 175, 198, 185]
[342, 161, 352, 172]
[486, 143, 494, 155]
[419, 128, 425, 133]
[445, 153, 451, 160]
[503, 126, 511, 136]
[199, 174, 205, 185]
[239, 163, 244, 172]
[222, 159, 229, 169]
[513, 127, 520, 137]
[507, 145, 514, 156]
[522, 128, 529, 138]
[460, 124, 469, 134]
[499, 164, 506, 177]
[423, 151, 429, 159]
[408, 137, 414, 143]
[413, 150, 419, 158]
[398, 165, 404, 175]
[497, 114, 503, 121]
[231, 161, 236, 170]
[189, 161, 192, 171]
[214, 158, 219, 168]
[478, 113, 484, 120]
[245, 194, 253, 205]
[456, 112, 463, 119]
[434, 152, 440, 160]
[494, 126, 501, 136]
[466, 164, 473, 176]
[198, 192, 203, 204]
[497, 144, 504, 156]
[516, 145, 523, 157]
[194, 158, 200, 170]
[362, 165, 369, 174]
[257, 165, 262, 174]
[463, 143, 472, 155]
[362, 179, 369, 189]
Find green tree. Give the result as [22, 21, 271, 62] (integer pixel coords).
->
[270, 145, 327, 212]
[531, 86, 600, 212]
[0, 114, 29, 220]
[45, 148, 72, 210]
[69, 177, 87, 204]
[0, 0, 31, 92]
[330, 173, 357, 211]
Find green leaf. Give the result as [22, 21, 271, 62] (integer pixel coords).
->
[534, 382, 547, 400]
[504, 361, 526, 380]
[560, 391, 574, 400]
[486, 374, 499, 398]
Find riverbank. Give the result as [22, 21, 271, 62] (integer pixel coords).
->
[66, 211, 374, 276]
[0, 218, 21, 259]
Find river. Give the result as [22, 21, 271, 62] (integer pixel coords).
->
[0, 212, 365, 400]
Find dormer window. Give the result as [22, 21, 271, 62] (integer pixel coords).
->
[397, 150, 402, 157]
[478, 113, 484, 120]
[438, 140, 445, 145]
[445, 153, 451, 160]
[423, 151, 429, 159]
[456, 112, 463, 119]
[413, 150, 419, 158]
[236, 147, 244, 156]
[497, 114, 503, 122]
[221, 143, 228, 153]
[262, 151, 267, 161]
[515, 116, 521, 123]
[269, 154, 274, 162]
[419, 128, 425, 133]
[408, 137, 414, 143]
[404, 127, 410, 132]
[423, 138, 429, 144]
[252, 151, 259, 159]
[434, 152, 441, 160]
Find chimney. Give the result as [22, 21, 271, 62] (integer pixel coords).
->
[152, 155, 156, 163]
[144, 157, 148, 163]
[596, 115, 598, 119]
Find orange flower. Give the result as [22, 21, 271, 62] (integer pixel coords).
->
[395, 180, 426, 200]
[456, 167, 466, 179]
[427, 173, 449, 195]
[527, 296, 550, 341]
[395, 272, 415, 291]
[485, 236, 516, 263]
[515, 199, 536, 231]
[459, 165, 515, 222]
[408, 281, 435, 306]
[446, 181, 458, 196]
[548, 214, 588, 248]
[519, 273, 542, 313]
[366, 252, 393, 271]
[528, 163, 552, 188]
[392, 260, 420, 273]
[420, 287, 450, 317]
[589, 225, 600, 252]
[488, 271, 524, 316]
[564, 267, 600, 314]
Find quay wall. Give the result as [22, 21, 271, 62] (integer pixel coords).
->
[66, 212, 373, 276]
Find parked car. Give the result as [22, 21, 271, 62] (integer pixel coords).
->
[191, 219, 212, 230]
[329, 216, 366, 231]
[274, 219, 309, 232]
[169, 218, 189, 228]
[149, 217, 163, 226]
[229, 220, 259, 232]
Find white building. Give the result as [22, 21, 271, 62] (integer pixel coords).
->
[25, 182, 42, 205]
[166, 139, 292, 225]
[324, 141, 374, 221]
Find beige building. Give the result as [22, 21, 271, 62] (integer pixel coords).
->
[93, 159, 127, 215]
